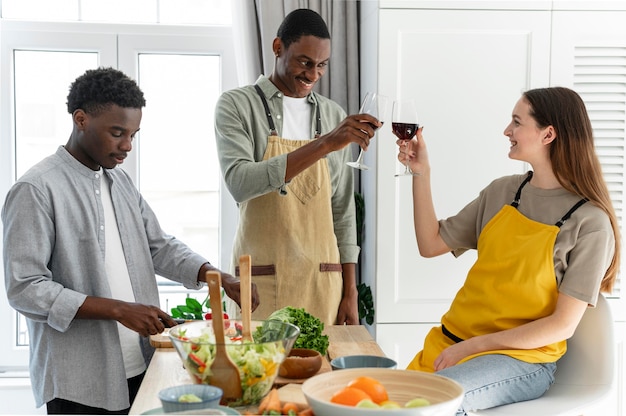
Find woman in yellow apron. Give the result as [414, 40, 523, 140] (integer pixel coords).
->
[398, 87, 620, 414]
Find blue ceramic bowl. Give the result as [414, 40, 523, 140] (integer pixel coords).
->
[158, 384, 223, 413]
[330, 354, 398, 370]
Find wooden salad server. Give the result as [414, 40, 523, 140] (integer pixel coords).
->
[204, 271, 242, 404]
[239, 254, 253, 343]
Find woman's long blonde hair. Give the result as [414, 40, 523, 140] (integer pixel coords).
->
[524, 87, 621, 293]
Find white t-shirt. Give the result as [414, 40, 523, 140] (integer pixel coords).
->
[101, 171, 147, 378]
[282, 95, 311, 140]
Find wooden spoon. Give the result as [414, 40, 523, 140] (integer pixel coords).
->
[204, 271, 243, 404]
[239, 254, 253, 343]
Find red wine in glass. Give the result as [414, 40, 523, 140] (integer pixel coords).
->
[392, 99, 419, 176]
[392, 122, 419, 141]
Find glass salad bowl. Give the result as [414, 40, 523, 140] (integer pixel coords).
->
[169, 319, 300, 407]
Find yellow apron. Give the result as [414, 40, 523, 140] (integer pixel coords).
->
[408, 172, 587, 371]
[231, 89, 343, 325]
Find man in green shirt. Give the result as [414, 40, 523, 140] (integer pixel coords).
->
[215, 9, 380, 325]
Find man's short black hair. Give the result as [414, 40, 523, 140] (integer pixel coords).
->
[66, 67, 146, 115]
[276, 9, 331, 49]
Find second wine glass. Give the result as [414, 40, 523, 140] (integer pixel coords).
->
[347, 92, 389, 170]
[392, 99, 420, 176]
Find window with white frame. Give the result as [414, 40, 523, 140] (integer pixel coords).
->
[0, 0, 238, 367]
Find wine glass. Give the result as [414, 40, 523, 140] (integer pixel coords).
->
[347, 92, 389, 170]
[392, 99, 420, 176]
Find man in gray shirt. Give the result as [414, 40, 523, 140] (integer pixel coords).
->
[2, 67, 258, 414]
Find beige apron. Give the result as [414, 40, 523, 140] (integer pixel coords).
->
[231, 90, 343, 325]
[408, 172, 587, 371]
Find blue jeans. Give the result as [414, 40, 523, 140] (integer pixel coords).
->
[436, 354, 557, 415]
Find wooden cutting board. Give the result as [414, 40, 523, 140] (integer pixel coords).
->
[150, 329, 173, 348]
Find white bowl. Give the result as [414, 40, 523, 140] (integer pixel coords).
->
[301, 368, 464, 416]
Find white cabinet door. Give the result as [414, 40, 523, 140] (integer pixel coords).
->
[374, 8, 551, 331]
[376, 323, 434, 369]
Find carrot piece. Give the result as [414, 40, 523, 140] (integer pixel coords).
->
[264, 388, 282, 413]
[258, 388, 281, 414]
[297, 408, 314, 416]
[257, 389, 272, 414]
[282, 402, 299, 414]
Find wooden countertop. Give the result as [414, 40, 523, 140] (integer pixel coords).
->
[129, 325, 385, 414]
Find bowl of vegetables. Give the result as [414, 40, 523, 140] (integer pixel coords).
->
[158, 384, 223, 413]
[302, 368, 464, 416]
[169, 319, 300, 407]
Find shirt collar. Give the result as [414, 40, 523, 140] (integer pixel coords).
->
[255, 75, 317, 105]
[56, 145, 111, 179]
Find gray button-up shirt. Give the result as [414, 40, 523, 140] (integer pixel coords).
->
[2, 146, 207, 410]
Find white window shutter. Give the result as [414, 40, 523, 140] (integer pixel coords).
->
[573, 46, 626, 298]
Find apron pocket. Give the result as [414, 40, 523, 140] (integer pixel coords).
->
[289, 172, 321, 205]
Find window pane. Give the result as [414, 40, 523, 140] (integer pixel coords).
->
[158, 0, 232, 25]
[137, 53, 221, 271]
[1, 0, 231, 25]
[14, 51, 98, 178]
[1, 0, 78, 20]
[17, 314, 29, 346]
[12, 51, 97, 347]
[79, 0, 157, 24]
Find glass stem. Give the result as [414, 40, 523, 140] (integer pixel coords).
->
[355, 149, 365, 164]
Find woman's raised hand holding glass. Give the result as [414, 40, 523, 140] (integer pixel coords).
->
[347, 92, 389, 170]
[392, 99, 420, 176]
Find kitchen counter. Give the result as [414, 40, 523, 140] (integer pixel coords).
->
[129, 325, 386, 414]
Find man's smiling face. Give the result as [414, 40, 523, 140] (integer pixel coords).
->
[271, 35, 331, 98]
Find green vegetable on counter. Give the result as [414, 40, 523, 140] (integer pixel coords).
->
[258, 306, 329, 356]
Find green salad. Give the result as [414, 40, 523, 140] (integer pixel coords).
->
[173, 323, 286, 406]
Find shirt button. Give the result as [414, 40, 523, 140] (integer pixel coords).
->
[95, 190, 100, 195]
[100, 225, 104, 230]
[276, 114, 282, 120]
[95, 173, 100, 179]
[277, 93, 282, 98]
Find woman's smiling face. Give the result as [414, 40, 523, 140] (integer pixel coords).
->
[270, 35, 331, 98]
[503, 97, 552, 164]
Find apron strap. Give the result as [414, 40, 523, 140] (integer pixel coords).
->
[511, 170, 588, 227]
[555, 198, 588, 227]
[311, 92, 322, 138]
[254, 84, 278, 136]
[442, 324, 464, 343]
[511, 171, 534, 208]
